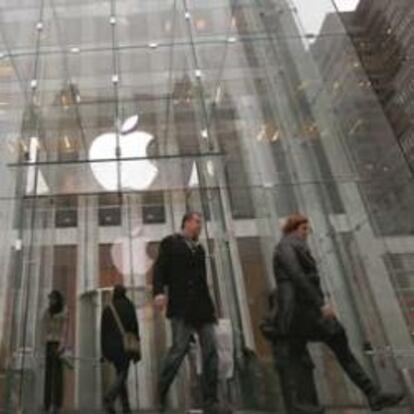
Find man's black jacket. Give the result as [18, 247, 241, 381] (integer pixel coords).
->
[153, 233, 216, 326]
[273, 233, 325, 336]
[101, 295, 139, 364]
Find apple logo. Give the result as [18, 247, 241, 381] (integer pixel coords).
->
[111, 225, 153, 289]
[89, 115, 158, 191]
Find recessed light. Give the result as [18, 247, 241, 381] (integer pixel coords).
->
[227, 37, 237, 43]
[148, 42, 159, 49]
[184, 11, 191, 20]
[195, 19, 206, 30]
[64, 136, 71, 149]
[195, 69, 202, 78]
[112, 74, 119, 84]
[36, 22, 43, 31]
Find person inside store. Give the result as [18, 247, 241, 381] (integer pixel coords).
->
[41, 290, 69, 414]
[153, 211, 232, 414]
[272, 213, 405, 412]
[101, 284, 141, 414]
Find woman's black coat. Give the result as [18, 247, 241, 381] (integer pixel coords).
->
[273, 233, 325, 337]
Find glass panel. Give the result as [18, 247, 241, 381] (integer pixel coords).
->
[2, 1, 414, 413]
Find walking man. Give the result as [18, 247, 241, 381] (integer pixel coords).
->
[154, 212, 230, 414]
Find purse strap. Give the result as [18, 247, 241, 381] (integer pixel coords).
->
[109, 303, 126, 336]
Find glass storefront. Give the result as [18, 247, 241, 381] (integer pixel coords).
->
[0, 0, 414, 412]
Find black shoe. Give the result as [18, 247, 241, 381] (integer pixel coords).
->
[291, 401, 325, 414]
[103, 397, 116, 414]
[368, 391, 405, 411]
[204, 403, 233, 414]
[156, 399, 167, 413]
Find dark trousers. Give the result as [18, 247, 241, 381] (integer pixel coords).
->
[275, 343, 320, 411]
[44, 341, 63, 411]
[104, 358, 131, 411]
[286, 317, 376, 399]
[159, 318, 219, 407]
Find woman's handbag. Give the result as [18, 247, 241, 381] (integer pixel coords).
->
[109, 303, 141, 362]
[259, 289, 279, 342]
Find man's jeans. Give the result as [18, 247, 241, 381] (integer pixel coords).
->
[159, 318, 219, 407]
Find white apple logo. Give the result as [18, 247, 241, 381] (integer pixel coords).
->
[89, 115, 158, 191]
[111, 225, 153, 288]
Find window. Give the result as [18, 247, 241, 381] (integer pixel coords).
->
[98, 194, 122, 226]
[142, 191, 166, 224]
[55, 195, 78, 228]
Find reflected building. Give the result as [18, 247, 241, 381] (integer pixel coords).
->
[345, 0, 414, 171]
[313, 1, 414, 236]
[0, 0, 414, 413]
[313, 3, 414, 345]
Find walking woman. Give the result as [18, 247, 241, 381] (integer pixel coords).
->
[101, 284, 140, 414]
[273, 214, 404, 413]
[42, 290, 68, 414]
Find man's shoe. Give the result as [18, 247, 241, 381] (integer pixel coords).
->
[103, 397, 116, 414]
[291, 401, 325, 414]
[203, 402, 233, 414]
[368, 391, 405, 411]
[156, 400, 167, 412]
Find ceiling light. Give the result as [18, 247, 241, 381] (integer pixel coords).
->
[110, 16, 116, 25]
[257, 125, 266, 141]
[184, 11, 191, 20]
[271, 129, 280, 141]
[207, 160, 215, 176]
[195, 69, 202, 78]
[70, 47, 80, 53]
[30, 79, 37, 89]
[195, 19, 206, 30]
[64, 136, 71, 150]
[214, 86, 222, 104]
[36, 22, 43, 31]
[201, 129, 209, 139]
[112, 74, 119, 84]
[227, 37, 237, 43]
[148, 42, 158, 49]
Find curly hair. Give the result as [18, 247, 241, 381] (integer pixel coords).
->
[282, 213, 309, 235]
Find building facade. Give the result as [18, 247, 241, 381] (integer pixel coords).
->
[0, 0, 413, 412]
[343, 0, 414, 173]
